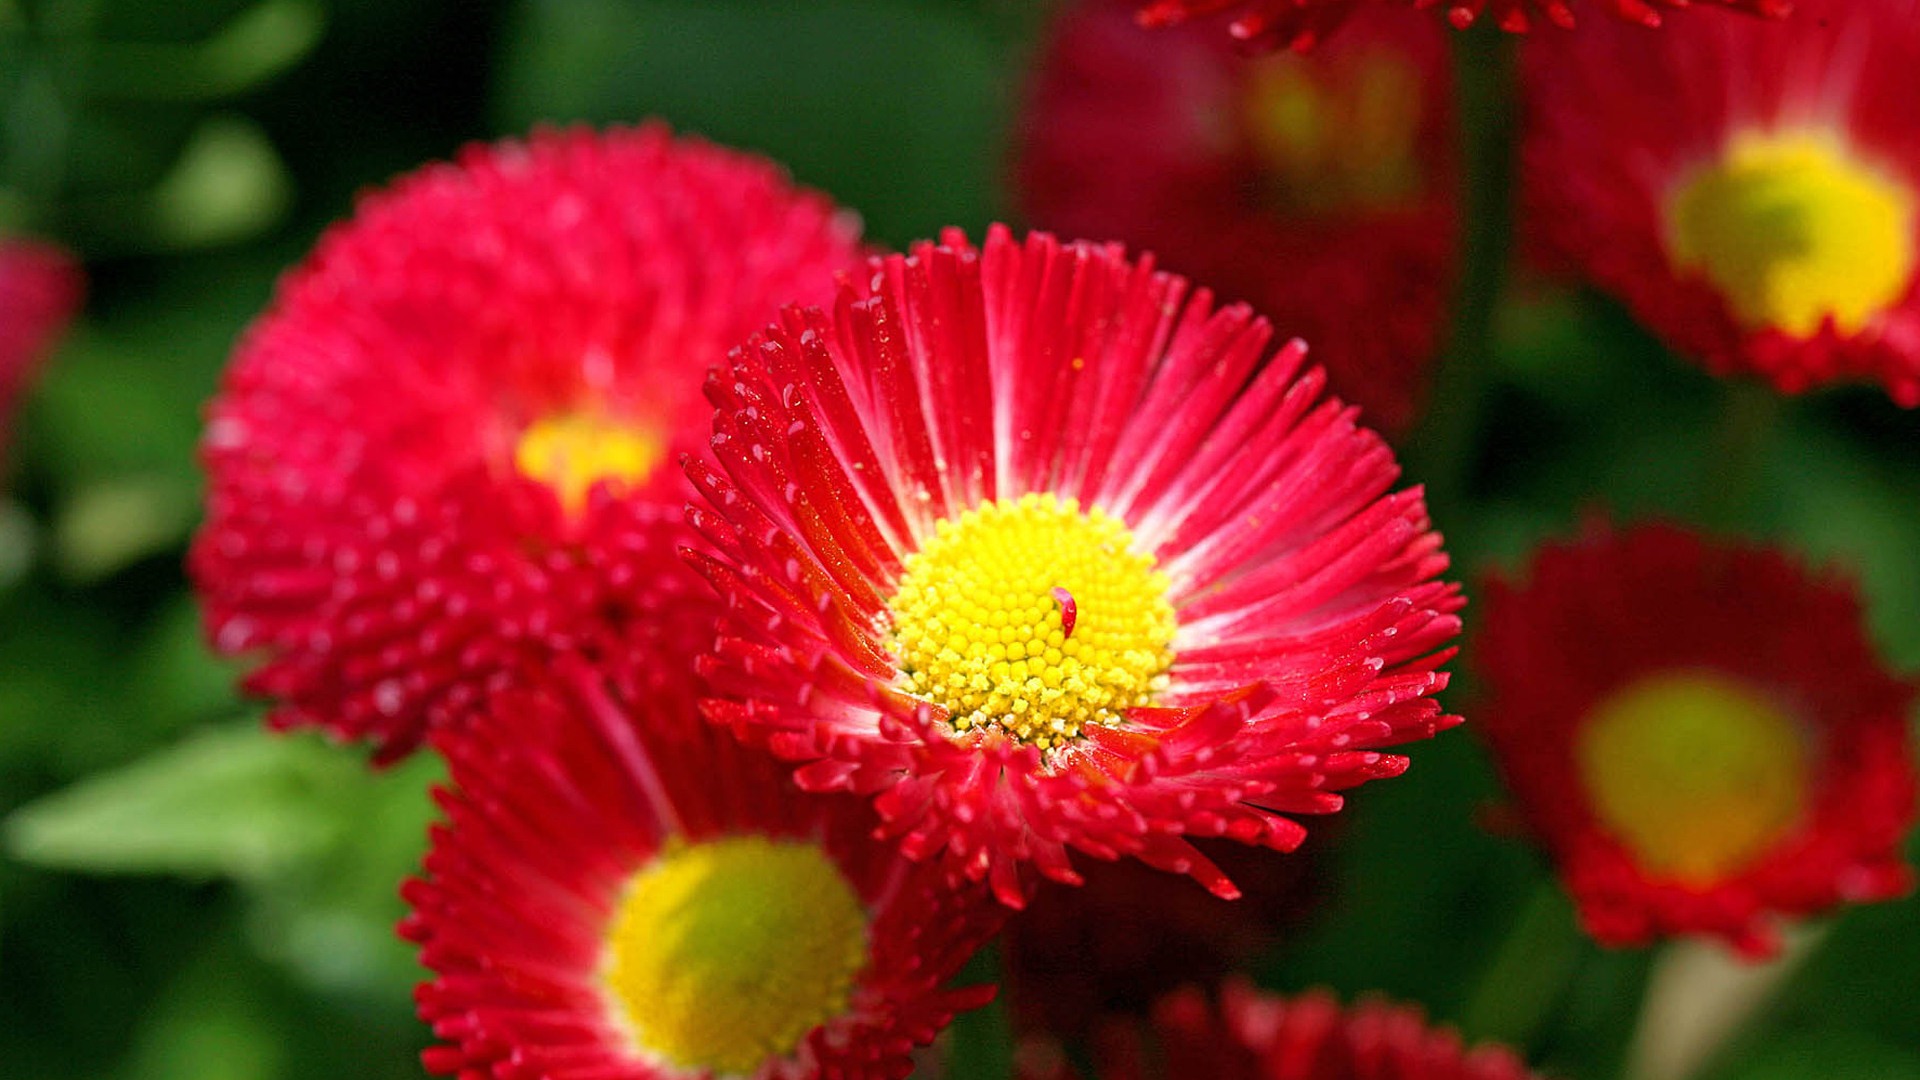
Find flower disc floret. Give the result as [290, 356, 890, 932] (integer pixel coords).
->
[603, 836, 868, 1074]
[891, 493, 1175, 748]
[516, 411, 667, 518]
[1666, 133, 1914, 338]
[1578, 671, 1807, 885]
[1241, 47, 1424, 213]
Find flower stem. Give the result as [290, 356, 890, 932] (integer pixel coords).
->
[1700, 380, 1784, 529]
[1458, 880, 1585, 1048]
[947, 943, 1015, 1079]
[1622, 927, 1826, 1080]
[1406, 25, 1517, 521]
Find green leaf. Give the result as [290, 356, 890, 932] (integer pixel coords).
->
[0, 499, 35, 588]
[51, 473, 199, 581]
[64, 115, 292, 253]
[946, 945, 1013, 1080]
[6, 716, 442, 1002]
[74, 0, 328, 103]
[1713, 1031, 1920, 1080]
[5, 725, 357, 881]
[117, 942, 287, 1080]
[143, 115, 294, 249]
[246, 751, 442, 1001]
[126, 596, 248, 734]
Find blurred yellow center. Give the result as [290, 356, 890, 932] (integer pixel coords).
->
[1576, 671, 1808, 886]
[888, 493, 1176, 750]
[602, 836, 867, 1075]
[1666, 132, 1915, 337]
[515, 412, 664, 515]
[1242, 49, 1424, 213]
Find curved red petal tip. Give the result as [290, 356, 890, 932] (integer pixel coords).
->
[1051, 586, 1078, 640]
[992, 862, 1032, 910]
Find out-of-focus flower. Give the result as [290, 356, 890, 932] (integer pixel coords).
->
[1004, 835, 1328, 1041]
[0, 240, 83, 469]
[1016, 980, 1542, 1080]
[1019, 0, 1456, 436]
[1134, 0, 1787, 52]
[1476, 522, 1916, 955]
[190, 124, 865, 762]
[402, 662, 1005, 1080]
[689, 226, 1461, 908]
[1523, 0, 1920, 404]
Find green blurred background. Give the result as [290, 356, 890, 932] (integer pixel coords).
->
[2, 2, 1916, 1078]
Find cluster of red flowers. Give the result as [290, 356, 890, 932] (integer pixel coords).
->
[1134, 0, 1787, 53]
[1018, 980, 1539, 1080]
[179, 0, 1920, 1074]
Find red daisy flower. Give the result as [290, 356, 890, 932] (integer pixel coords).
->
[1476, 522, 1917, 955]
[1016, 980, 1541, 1080]
[1523, 0, 1920, 405]
[403, 661, 1005, 1080]
[0, 239, 83, 467]
[190, 125, 865, 761]
[1018, 0, 1457, 436]
[1134, 0, 1787, 52]
[688, 226, 1461, 907]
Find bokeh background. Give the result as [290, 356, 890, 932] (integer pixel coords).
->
[3, 2, 1918, 1078]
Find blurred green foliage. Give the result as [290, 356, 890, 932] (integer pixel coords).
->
[2, 3, 1917, 1080]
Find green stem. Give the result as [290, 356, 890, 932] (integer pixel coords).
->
[1699, 381, 1784, 530]
[1406, 26, 1518, 521]
[1622, 927, 1826, 1080]
[1458, 880, 1585, 1049]
[947, 943, 1014, 1079]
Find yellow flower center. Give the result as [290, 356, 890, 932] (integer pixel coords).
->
[888, 493, 1176, 750]
[1576, 671, 1809, 886]
[514, 411, 664, 515]
[601, 836, 868, 1075]
[1242, 49, 1425, 213]
[1666, 131, 1916, 337]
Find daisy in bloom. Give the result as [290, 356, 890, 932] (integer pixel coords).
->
[190, 125, 865, 761]
[402, 660, 1005, 1080]
[689, 226, 1461, 907]
[1018, 0, 1457, 436]
[1476, 523, 1917, 955]
[1016, 980, 1541, 1080]
[0, 239, 83, 468]
[1133, 0, 1786, 52]
[1524, 0, 1920, 404]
